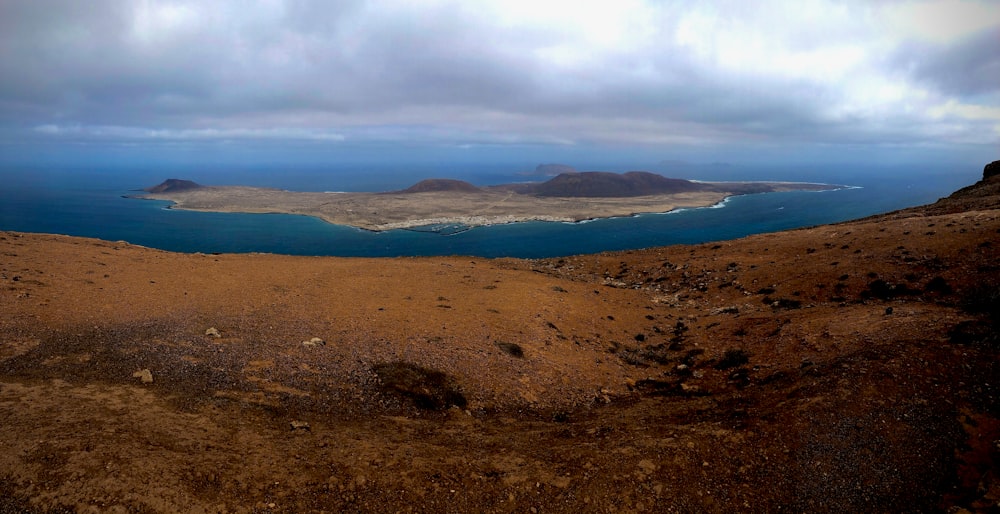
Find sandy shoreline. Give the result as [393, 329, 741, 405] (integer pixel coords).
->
[136, 182, 832, 232]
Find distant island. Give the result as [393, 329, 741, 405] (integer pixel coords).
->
[135, 170, 839, 232]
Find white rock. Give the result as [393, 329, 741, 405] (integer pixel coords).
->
[132, 369, 153, 384]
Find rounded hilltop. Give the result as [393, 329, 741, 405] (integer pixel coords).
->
[143, 178, 203, 193]
[136, 169, 836, 232]
[398, 178, 482, 193]
[530, 171, 705, 197]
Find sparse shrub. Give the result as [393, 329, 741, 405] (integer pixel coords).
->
[372, 362, 467, 410]
[948, 320, 996, 346]
[863, 279, 920, 300]
[924, 276, 953, 295]
[618, 343, 674, 367]
[495, 341, 524, 358]
[634, 379, 681, 396]
[682, 348, 705, 365]
[715, 349, 750, 370]
[961, 280, 1000, 322]
[865, 279, 893, 299]
[764, 297, 802, 309]
[728, 368, 751, 388]
[641, 344, 673, 365]
[617, 347, 649, 367]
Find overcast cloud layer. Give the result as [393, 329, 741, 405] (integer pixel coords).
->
[0, 0, 997, 166]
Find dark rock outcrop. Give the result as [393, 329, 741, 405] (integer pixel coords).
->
[890, 160, 1000, 217]
[984, 160, 1000, 180]
[399, 179, 481, 194]
[145, 179, 202, 193]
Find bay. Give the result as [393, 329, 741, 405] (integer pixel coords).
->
[0, 164, 979, 258]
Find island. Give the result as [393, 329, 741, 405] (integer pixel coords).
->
[135, 171, 839, 232]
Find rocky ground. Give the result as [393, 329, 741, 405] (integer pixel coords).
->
[1, 170, 999, 512]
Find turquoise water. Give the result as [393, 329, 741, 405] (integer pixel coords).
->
[0, 165, 979, 258]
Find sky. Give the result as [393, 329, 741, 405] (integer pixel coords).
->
[0, 0, 997, 170]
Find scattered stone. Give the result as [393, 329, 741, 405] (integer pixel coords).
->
[205, 327, 221, 338]
[710, 306, 740, 315]
[680, 382, 702, 394]
[302, 337, 326, 347]
[885, 307, 893, 315]
[132, 369, 153, 384]
[290, 421, 311, 431]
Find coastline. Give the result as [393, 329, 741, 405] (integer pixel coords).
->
[137, 187, 739, 232]
[136, 180, 840, 232]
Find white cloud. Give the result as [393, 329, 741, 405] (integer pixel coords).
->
[930, 99, 1000, 121]
[1, 0, 997, 158]
[884, 0, 1000, 44]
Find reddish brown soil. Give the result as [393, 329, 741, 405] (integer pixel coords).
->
[2, 176, 999, 512]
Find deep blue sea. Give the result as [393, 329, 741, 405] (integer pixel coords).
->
[0, 164, 981, 258]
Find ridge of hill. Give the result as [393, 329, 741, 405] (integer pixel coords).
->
[528, 171, 705, 197]
[2, 161, 998, 512]
[398, 178, 482, 193]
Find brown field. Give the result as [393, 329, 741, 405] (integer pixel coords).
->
[2, 173, 999, 512]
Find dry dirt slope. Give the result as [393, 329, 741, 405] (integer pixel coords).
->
[0, 169, 999, 512]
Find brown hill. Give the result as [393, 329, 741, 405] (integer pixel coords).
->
[1, 163, 999, 512]
[505, 170, 814, 197]
[530, 171, 706, 197]
[399, 178, 482, 193]
[143, 178, 202, 193]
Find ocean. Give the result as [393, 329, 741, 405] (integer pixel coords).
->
[0, 163, 981, 258]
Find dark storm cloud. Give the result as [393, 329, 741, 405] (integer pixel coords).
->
[0, 0, 997, 161]
[900, 27, 1000, 97]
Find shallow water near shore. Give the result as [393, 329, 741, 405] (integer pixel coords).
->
[0, 164, 979, 258]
